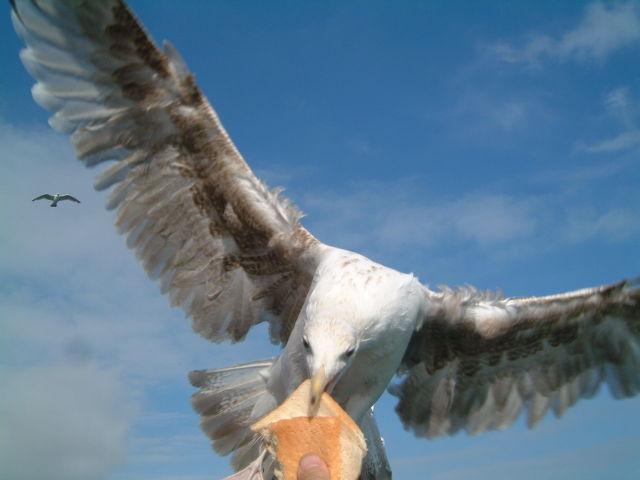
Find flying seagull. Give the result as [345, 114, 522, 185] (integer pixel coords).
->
[11, 1, 640, 479]
[32, 193, 81, 207]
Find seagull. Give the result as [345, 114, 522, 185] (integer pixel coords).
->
[11, 1, 640, 479]
[32, 193, 81, 207]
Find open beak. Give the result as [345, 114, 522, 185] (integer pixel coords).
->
[309, 366, 326, 416]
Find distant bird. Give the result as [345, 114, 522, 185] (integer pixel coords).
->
[32, 193, 81, 207]
[11, 1, 640, 479]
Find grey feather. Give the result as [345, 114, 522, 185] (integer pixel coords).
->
[393, 280, 640, 438]
[11, 2, 640, 479]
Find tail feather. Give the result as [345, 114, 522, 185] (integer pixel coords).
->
[221, 451, 266, 480]
[191, 358, 381, 479]
[360, 409, 392, 480]
[189, 358, 277, 470]
[214, 425, 259, 458]
[189, 359, 274, 389]
[201, 402, 256, 441]
[230, 435, 273, 473]
[193, 381, 265, 418]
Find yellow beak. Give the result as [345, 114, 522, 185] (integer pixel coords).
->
[309, 366, 326, 416]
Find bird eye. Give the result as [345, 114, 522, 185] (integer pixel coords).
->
[302, 336, 311, 351]
[344, 346, 355, 358]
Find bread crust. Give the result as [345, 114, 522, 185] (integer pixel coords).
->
[251, 380, 367, 479]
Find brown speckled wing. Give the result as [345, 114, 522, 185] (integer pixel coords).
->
[393, 279, 640, 438]
[12, 0, 321, 344]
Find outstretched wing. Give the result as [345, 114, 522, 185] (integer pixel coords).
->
[393, 279, 640, 438]
[59, 194, 81, 203]
[12, 0, 323, 344]
[32, 193, 54, 201]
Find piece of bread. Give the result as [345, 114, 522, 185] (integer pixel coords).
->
[251, 380, 367, 480]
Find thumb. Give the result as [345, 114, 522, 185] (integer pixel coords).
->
[297, 453, 330, 480]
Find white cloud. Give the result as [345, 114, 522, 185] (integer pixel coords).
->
[0, 121, 119, 280]
[301, 166, 640, 268]
[580, 86, 640, 153]
[375, 192, 539, 248]
[604, 86, 631, 113]
[0, 121, 144, 478]
[449, 90, 537, 135]
[532, 156, 635, 191]
[0, 364, 132, 480]
[1, 285, 210, 381]
[448, 194, 538, 245]
[561, 207, 640, 243]
[431, 435, 640, 480]
[0, 118, 262, 480]
[439, 82, 556, 148]
[558, 2, 640, 60]
[389, 393, 640, 480]
[582, 129, 640, 152]
[126, 475, 214, 480]
[347, 138, 374, 155]
[0, 116, 236, 374]
[2, 106, 638, 480]
[492, 2, 640, 67]
[128, 434, 206, 465]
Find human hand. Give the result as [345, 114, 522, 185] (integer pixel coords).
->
[297, 453, 330, 480]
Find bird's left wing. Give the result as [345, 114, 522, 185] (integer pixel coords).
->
[59, 194, 81, 203]
[12, 0, 322, 344]
[32, 193, 53, 201]
[393, 279, 640, 438]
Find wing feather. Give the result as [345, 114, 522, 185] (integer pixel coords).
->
[12, 0, 322, 344]
[32, 193, 53, 201]
[393, 279, 640, 438]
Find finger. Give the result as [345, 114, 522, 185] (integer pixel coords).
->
[297, 453, 330, 480]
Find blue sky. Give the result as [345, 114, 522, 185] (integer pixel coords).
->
[1, 1, 640, 479]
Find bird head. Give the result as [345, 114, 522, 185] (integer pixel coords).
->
[302, 323, 358, 415]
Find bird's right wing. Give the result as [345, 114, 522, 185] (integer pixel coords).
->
[59, 194, 81, 203]
[12, 0, 324, 345]
[32, 193, 53, 201]
[394, 279, 640, 438]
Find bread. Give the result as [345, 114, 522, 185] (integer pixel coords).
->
[251, 380, 367, 480]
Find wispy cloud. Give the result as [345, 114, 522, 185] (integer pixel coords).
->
[371, 191, 539, 249]
[582, 130, 640, 153]
[491, 2, 640, 67]
[531, 156, 636, 192]
[453, 93, 533, 133]
[302, 170, 637, 264]
[561, 207, 640, 244]
[579, 86, 640, 153]
[604, 87, 632, 118]
[347, 137, 374, 155]
[439, 81, 555, 149]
